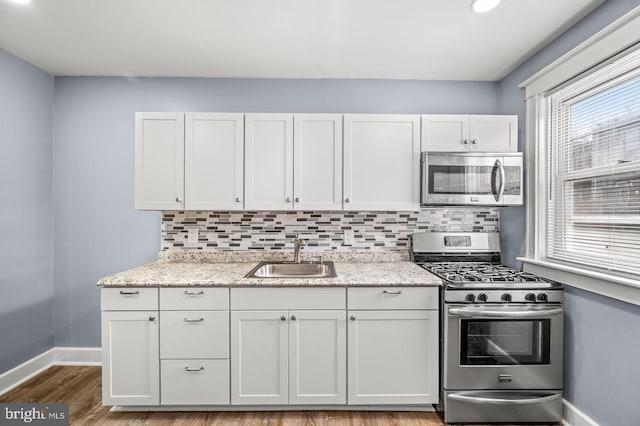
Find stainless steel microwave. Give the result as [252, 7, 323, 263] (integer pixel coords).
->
[421, 152, 523, 206]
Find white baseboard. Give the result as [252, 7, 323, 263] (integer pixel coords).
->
[0, 347, 101, 397]
[563, 399, 599, 426]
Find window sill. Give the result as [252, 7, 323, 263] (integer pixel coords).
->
[517, 257, 640, 307]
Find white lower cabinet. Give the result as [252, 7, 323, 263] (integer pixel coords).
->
[231, 310, 346, 405]
[347, 310, 439, 405]
[101, 310, 160, 406]
[161, 359, 230, 405]
[102, 286, 438, 409]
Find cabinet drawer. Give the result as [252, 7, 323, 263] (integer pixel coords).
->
[101, 288, 158, 311]
[348, 287, 438, 310]
[231, 287, 345, 310]
[160, 287, 229, 310]
[160, 311, 229, 359]
[161, 359, 230, 405]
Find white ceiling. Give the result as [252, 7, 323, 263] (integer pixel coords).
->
[0, 0, 603, 81]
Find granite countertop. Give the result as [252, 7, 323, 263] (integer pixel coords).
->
[97, 251, 442, 287]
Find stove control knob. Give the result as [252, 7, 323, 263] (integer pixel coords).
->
[501, 293, 512, 302]
[525, 293, 537, 302]
[477, 293, 488, 303]
[465, 293, 476, 302]
[537, 293, 548, 302]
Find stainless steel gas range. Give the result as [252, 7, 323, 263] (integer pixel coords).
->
[412, 232, 563, 424]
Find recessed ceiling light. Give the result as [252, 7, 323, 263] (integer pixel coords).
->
[8, 0, 31, 4]
[470, 0, 501, 14]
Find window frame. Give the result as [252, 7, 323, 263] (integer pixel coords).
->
[520, 5, 640, 306]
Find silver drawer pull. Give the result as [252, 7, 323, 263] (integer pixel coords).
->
[148, 316, 156, 322]
[184, 318, 204, 323]
[184, 366, 205, 372]
[119, 290, 140, 295]
[350, 315, 356, 321]
[184, 290, 204, 296]
[383, 290, 402, 295]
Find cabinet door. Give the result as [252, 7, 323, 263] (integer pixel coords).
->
[134, 112, 184, 210]
[469, 115, 518, 152]
[422, 114, 470, 152]
[289, 310, 346, 405]
[185, 113, 244, 210]
[101, 311, 159, 406]
[293, 114, 343, 210]
[245, 114, 294, 210]
[231, 311, 288, 405]
[343, 115, 420, 211]
[347, 310, 438, 405]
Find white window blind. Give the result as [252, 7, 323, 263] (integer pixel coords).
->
[546, 47, 640, 276]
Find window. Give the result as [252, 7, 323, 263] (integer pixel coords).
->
[544, 48, 640, 277]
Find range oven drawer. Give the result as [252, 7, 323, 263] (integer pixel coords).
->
[444, 390, 562, 424]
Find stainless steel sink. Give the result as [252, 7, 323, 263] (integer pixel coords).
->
[245, 261, 337, 278]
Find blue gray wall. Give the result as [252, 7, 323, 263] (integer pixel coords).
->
[52, 77, 499, 347]
[497, 1, 640, 425]
[0, 50, 54, 373]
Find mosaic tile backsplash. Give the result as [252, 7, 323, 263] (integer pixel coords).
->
[161, 208, 499, 252]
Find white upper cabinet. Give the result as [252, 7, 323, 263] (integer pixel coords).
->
[185, 113, 244, 210]
[244, 114, 294, 210]
[343, 114, 420, 211]
[135, 112, 185, 210]
[294, 114, 343, 210]
[422, 114, 517, 152]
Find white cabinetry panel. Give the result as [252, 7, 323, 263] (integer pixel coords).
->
[101, 311, 159, 406]
[289, 310, 346, 405]
[135, 112, 184, 210]
[244, 114, 294, 210]
[161, 359, 230, 405]
[231, 310, 289, 405]
[422, 114, 517, 152]
[347, 310, 438, 405]
[294, 114, 343, 210]
[185, 113, 244, 210]
[343, 114, 420, 211]
[160, 311, 229, 359]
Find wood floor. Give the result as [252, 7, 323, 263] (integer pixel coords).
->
[0, 366, 445, 425]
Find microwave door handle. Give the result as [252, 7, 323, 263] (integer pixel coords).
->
[448, 307, 563, 318]
[492, 158, 505, 202]
[448, 392, 561, 406]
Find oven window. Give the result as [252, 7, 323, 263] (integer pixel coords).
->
[460, 319, 550, 365]
[429, 165, 493, 195]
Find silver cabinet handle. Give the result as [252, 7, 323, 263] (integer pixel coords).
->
[286, 197, 292, 202]
[184, 290, 204, 296]
[295, 197, 300, 202]
[290, 315, 297, 321]
[184, 366, 205, 372]
[448, 392, 561, 406]
[176, 197, 182, 203]
[350, 315, 356, 321]
[235, 197, 241, 202]
[119, 290, 140, 295]
[463, 139, 469, 144]
[280, 315, 287, 321]
[383, 290, 402, 295]
[184, 317, 204, 323]
[345, 198, 350, 203]
[148, 316, 156, 321]
[471, 139, 478, 144]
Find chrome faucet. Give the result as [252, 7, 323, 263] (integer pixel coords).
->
[293, 236, 307, 263]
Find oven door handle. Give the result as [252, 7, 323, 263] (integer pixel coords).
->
[448, 392, 561, 406]
[448, 307, 563, 318]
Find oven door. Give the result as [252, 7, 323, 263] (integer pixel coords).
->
[444, 304, 563, 390]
